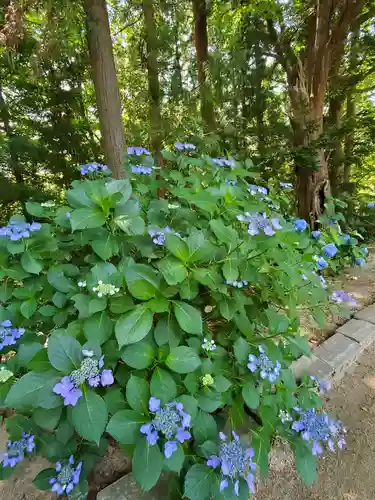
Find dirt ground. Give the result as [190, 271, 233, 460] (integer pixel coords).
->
[255, 341, 375, 500]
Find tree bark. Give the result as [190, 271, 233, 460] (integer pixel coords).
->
[327, 95, 345, 195]
[142, 0, 162, 163]
[192, 0, 215, 133]
[83, 0, 126, 179]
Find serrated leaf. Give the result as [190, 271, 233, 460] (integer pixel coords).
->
[184, 464, 216, 500]
[157, 257, 187, 285]
[166, 346, 201, 373]
[106, 410, 145, 444]
[121, 340, 155, 369]
[173, 301, 202, 335]
[126, 375, 150, 414]
[242, 381, 260, 409]
[115, 305, 153, 348]
[150, 367, 177, 404]
[21, 252, 43, 274]
[71, 390, 108, 444]
[132, 439, 163, 491]
[48, 335, 82, 373]
[70, 207, 106, 231]
[83, 311, 113, 345]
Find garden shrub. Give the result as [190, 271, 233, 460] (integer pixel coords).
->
[0, 145, 368, 499]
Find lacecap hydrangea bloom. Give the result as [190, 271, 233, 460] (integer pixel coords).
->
[212, 157, 235, 168]
[148, 226, 173, 246]
[140, 397, 192, 458]
[0, 220, 41, 241]
[1, 433, 35, 467]
[315, 256, 328, 271]
[310, 376, 332, 394]
[80, 162, 108, 175]
[53, 350, 114, 406]
[202, 338, 216, 352]
[92, 281, 120, 297]
[322, 243, 337, 258]
[311, 230, 321, 239]
[49, 456, 82, 495]
[330, 290, 357, 306]
[207, 431, 256, 496]
[0, 320, 25, 351]
[131, 165, 153, 176]
[280, 182, 293, 189]
[294, 219, 308, 232]
[174, 142, 196, 151]
[225, 280, 248, 288]
[291, 408, 346, 456]
[225, 178, 237, 186]
[247, 345, 281, 382]
[237, 212, 282, 237]
[248, 184, 268, 196]
[127, 146, 151, 156]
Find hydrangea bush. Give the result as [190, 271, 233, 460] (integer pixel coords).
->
[0, 145, 368, 499]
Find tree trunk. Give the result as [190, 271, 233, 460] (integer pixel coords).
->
[327, 95, 345, 195]
[83, 0, 126, 179]
[192, 0, 215, 133]
[142, 0, 162, 163]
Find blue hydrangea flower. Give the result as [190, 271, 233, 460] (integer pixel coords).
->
[131, 165, 153, 176]
[207, 431, 256, 496]
[247, 345, 281, 383]
[355, 257, 365, 266]
[148, 226, 173, 246]
[237, 212, 282, 237]
[225, 280, 248, 288]
[49, 456, 82, 495]
[202, 338, 217, 352]
[310, 376, 332, 394]
[341, 234, 350, 243]
[291, 409, 346, 455]
[140, 397, 192, 458]
[311, 230, 321, 239]
[322, 243, 337, 258]
[127, 146, 151, 156]
[174, 142, 196, 151]
[294, 219, 308, 232]
[368, 201, 375, 208]
[80, 162, 108, 175]
[319, 275, 327, 288]
[0, 220, 41, 241]
[330, 290, 357, 306]
[315, 256, 328, 271]
[247, 184, 268, 196]
[0, 321, 25, 351]
[280, 182, 293, 189]
[212, 157, 235, 168]
[363, 247, 369, 255]
[53, 352, 113, 406]
[1, 433, 35, 467]
[225, 178, 237, 186]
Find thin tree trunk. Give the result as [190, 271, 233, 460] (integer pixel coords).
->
[142, 0, 162, 163]
[83, 0, 126, 179]
[192, 0, 215, 133]
[327, 95, 345, 195]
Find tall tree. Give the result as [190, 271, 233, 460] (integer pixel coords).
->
[267, 0, 366, 224]
[192, 0, 215, 133]
[83, 0, 126, 179]
[142, 0, 162, 162]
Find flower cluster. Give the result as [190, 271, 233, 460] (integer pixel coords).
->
[80, 162, 108, 175]
[355, 257, 366, 266]
[248, 184, 268, 196]
[0, 320, 25, 351]
[225, 178, 237, 186]
[294, 219, 308, 232]
[148, 226, 173, 245]
[247, 345, 281, 383]
[131, 165, 153, 176]
[174, 142, 196, 151]
[315, 256, 328, 271]
[310, 376, 332, 394]
[225, 280, 248, 288]
[311, 230, 321, 239]
[279, 410, 292, 424]
[1, 433, 35, 468]
[212, 157, 235, 168]
[280, 182, 293, 189]
[92, 281, 120, 297]
[202, 338, 216, 352]
[341, 233, 351, 243]
[322, 243, 337, 258]
[207, 431, 256, 496]
[53, 351, 114, 406]
[140, 398, 191, 458]
[368, 201, 375, 208]
[330, 290, 357, 306]
[41, 200, 56, 208]
[127, 146, 151, 156]
[291, 409, 346, 455]
[49, 456, 82, 495]
[201, 374, 214, 387]
[0, 220, 41, 241]
[77, 281, 86, 288]
[237, 212, 282, 237]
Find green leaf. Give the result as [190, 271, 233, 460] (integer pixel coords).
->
[157, 257, 187, 285]
[173, 301, 202, 335]
[28, 349, 51, 371]
[106, 410, 145, 444]
[222, 259, 239, 282]
[293, 441, 317, 484]
[39, 304, 57, 316]
[52, 292, 68, 309]
[121, 340, 155, 369]
[105, 179, 132, 201]
[184, 464, 216, 500]
[124, 263, 160, 300]
[198, 391, 222, 412]
[20, 298, 38, 318]
[0, 281, 13, 302]
[47, 268, 76, 293]
[150, 367, 177, 404]
[70, 207, 106, 231]
[56, 420, 74, 444]
[179, 277, 199, 300]
[115, 305, 154, 348]
[103, 387, 127, 414]
[83, 311, 113, 345]
[88, 297, 107, 315]
[252, 430, 270, 478]
[233, 337, 250, 365]
[126, 375, 150, 414]
[21, 252, 43, 274]
[242, 381, 260, 409]
[71, 390, 108, 444]
[33, 406, 62, 430]
[91, 235, 119, 260]
[48, 335, 82, 373]
[165, 233, 190, 262]
[166, 346, 201, 374]
[132, 439, 163, 492]
[176, 394, 198, 419]
[154, 315, 182, 348]
[165, 443, 185, 473]
[193, 411, 217, 444]
[5, 371, 61, 409]
[33, 468, 57, 491]
[17, 342, 42, 367]
[214, 375, 232, 393]
[109, 295, 134, 314]
[209, 219, 238, 249]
